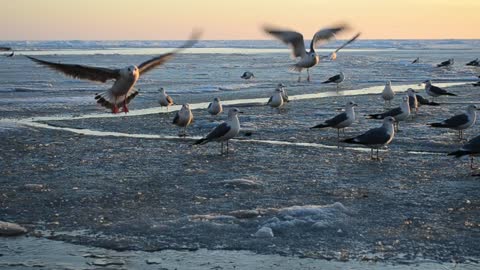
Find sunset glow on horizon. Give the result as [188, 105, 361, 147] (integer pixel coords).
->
[1, 0, 479, 40]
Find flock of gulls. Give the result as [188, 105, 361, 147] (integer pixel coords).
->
[3, 26, 480, 170]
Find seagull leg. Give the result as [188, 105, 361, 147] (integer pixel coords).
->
[370, 148, 374, 160]
[307, 69, 311, 82]
[376, 149, 380, 160]
[112, 97, 119, 114]
[471, 156, 474, 170]
[337, 129, 340, 141]
[226, 141, 230, 155]
[298, 71, 302, 82]
[122, 95, 129, 113]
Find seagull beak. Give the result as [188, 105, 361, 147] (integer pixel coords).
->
[353, 103, 358, 107]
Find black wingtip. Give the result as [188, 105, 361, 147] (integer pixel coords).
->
[193, 138, 207, 145]
[448, 150, 468, 158]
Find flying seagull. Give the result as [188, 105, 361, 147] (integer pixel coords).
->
[158, 87, 174, 111]
[411, 57, 420, 64]
[264, 24, 349, 82]
[368, 96, 410, 131]
[173, 104, 194, 137]
[428, 104, 478, 140]
[406, 88, 418, 115]
[466, 58, 479, 67]
[448, 134, 480, 170]
[437, 58, 454, 68]
[207, 97, 223, 116]
[311, 101, 357, 140]
[415, 93, 440, 106]
[322, 72, 345, 89]
[424, 80, 456, 101]
[194, 108, 242, 154]
[381, 80, 395, 107]
[27, 31, 200, 113]
[267, 88, 285, 108]
[343, 116, 396, 160]
[241, 71, 255, 80]
[325, 32, 361, 61]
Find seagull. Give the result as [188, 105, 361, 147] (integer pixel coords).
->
[415, 94, 440, 106]
[448, 134, 480, 170]
[381, 80, 395, 107]
[406, 88, 418, 115]
[325, 32, 361, 61]
[6, 51, 14, 58]
[466, 58, 479, 67]
[26, 32, 200, 114]
[368, 96, 410, 131]
[411, 57, 420, 64]
[158, 88, 174, 111]
[437, 58, 454, 68]
[277, 83, 289, 103]
[264, 24, 349, 82]
[173, 104, 194, 137]
[310, 101, 357, 140]
[207, 97, 223, 116]
[241, 71, 255, 80]
[428, 104, 478, 140]
[424, 80, 457, 101]
[343, 116, 396, 160]
[267, 88, 284, 108]
[194, 108, 242, 154]
[322, 72, 345, 89]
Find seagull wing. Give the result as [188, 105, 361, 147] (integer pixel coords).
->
[334, 32, 360, 53]
[0, 46, 11, 51]
[205, 122, 231, 141]
[264, 27, 306, 58]
[310, 24, 349, 51]
[353, 127, 391, 145]
[138, 30, 201, 75]
[443, 114, 469, 127]
[325, 112, 348, 127]
[26, 56, 120, 83]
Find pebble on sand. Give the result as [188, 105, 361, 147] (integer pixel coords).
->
[0, 221, 28, 236]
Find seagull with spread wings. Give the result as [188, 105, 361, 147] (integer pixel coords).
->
[264, 24, 349, 82]
[26, 31, 200, 114]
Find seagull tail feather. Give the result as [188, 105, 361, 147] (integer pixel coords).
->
[321, 79, 333, 84]
[194, 138, 208, 145]
[445, 92, 457, 96]
[428, 123, 446, 128]
[366, 114, 382, 119]
[448, 150, 470, 158]
[310, 123, 329, 129]
[95, 89, 139, 111]
[342, 137, 358, 144]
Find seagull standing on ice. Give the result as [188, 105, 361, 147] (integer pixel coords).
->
[267, 88, 285, 108]
[424, 80, 457, 101]
[158, 88, 174, 110]
[26, 32, 200, 114]
[322, 72, 345, 89]
[343, 117, 396, 160]
[207, 97, 223, 116]
[173, 104, 194, 137]
[415, 93, 440, 106]
[406, 88, 418, 115]
[276, 83, 289, 103]
[381, 80, 395, 107]
[368, 96, 410, 131]
[437, 58, 454, 68]
[449, 134, 480, 170]
[194, 108, 242, 154]
[466, 58, 479, 66]
[428, 104, 478, 140]
[264, 24, 348, 82]
[241, 71, 255, 80]
[412, 57, 420, 64]
[310, 101, 357, 140]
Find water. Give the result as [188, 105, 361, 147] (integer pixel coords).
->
[1, 40, 479, 115]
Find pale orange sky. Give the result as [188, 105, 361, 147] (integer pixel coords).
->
[1, 0, 479, 40]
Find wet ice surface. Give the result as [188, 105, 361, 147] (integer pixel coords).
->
[1, 46, 480, 267]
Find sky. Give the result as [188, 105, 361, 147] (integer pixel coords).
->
[1, 0, 479, 40]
